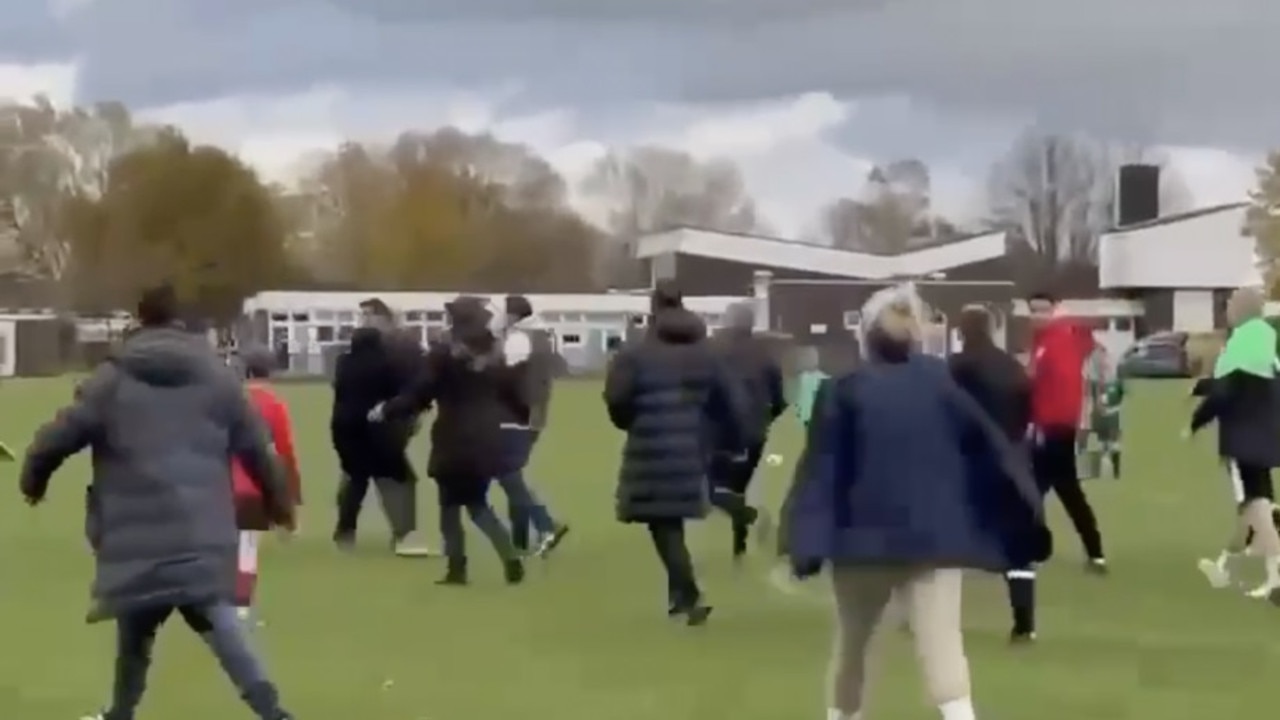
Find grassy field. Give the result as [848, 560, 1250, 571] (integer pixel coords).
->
[0, 378, 1271, 719]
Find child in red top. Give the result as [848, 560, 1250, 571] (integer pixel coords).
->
[232, 350, 302, 623]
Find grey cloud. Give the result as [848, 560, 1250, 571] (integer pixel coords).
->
[22, 0, 1280, 148]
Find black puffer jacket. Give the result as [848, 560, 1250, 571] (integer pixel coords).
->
[604, 308, 746, 523]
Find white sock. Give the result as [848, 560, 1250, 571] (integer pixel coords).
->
[1216, 550, 1235, 567]
[1266, 557, 1280, 586]
[826, 710, 859, 720]
[939, 697, 975, 720]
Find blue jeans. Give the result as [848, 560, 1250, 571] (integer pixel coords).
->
[107, 602, 286, 720]
[495, 428, 555, 548]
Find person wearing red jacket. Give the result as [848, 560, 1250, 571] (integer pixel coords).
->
[232, 348, 302, 624]
[1027, 291, 1107, 575]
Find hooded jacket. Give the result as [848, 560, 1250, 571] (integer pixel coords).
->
[20, 326, 293, 620]
[604, 307, 747, 522]
[383, 297, 529, 481]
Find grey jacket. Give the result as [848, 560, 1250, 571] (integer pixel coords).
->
[20, 327, 292, 620]
[503, 316, 555, 430]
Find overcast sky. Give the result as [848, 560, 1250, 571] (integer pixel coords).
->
[1, 0, 1270, 235]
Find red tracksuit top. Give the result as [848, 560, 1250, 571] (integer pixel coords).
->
[232, 383, 302, 513]
[1028, 317, 1091, 430]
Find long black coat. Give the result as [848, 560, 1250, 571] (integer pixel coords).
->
[330, 328, 413, 481]
[604, 308, 746, 523]
[383, 308, 529, 506]
[709, 327, 787, 448]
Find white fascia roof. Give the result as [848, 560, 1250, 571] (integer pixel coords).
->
[634, 227, 1006, 279]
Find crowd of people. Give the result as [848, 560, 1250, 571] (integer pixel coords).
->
[14, 273, 1279, 720]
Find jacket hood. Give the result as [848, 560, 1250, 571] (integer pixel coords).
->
[113, 327, 222, 387]
[652, 308, 707, 344]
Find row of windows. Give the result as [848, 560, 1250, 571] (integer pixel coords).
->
[267, 310, 726, 325]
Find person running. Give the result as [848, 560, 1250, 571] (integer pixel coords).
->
[20, 284, 297, 720]
[707, 301, 787, 558]
[604, 281, 746, 624]
[948, 305, 1040, 642]
[498, 294, 569, 557]
[232, 347, 302, 626]
[1191, 287, 1280, 599]
[1026, 290, 1108, 574]
[785, 285, 1048, 720]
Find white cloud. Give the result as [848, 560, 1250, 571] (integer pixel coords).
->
[0, 59, 1263, 238]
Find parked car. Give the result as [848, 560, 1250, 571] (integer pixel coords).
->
[1118, 331, 1191, 378]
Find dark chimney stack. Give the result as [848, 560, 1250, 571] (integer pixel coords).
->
[1116, 163, 1161, 227]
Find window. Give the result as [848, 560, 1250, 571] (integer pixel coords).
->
[582, 311, 623, 324]
[314, 310, 335, 322]
[1114, 317, 1133, 332]
[338, 325, 355, 341]
[336, 311, 356, 324]
[426, 311, 445, 323]
[316, 325, 335, 342]
[404, 310, 425, 323]
[270, 312, 288, 322]
[630, 314, 648, 328]
[560, 332, 584, 347]
[291, 312, 309, 322]
[842, 310, 861, 329]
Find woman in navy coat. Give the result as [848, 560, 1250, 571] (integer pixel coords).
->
[785, 284, 1049, 720]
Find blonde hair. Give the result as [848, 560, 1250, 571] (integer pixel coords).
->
[858, 283, 923, 356]
[1228, 287, 1265, 326]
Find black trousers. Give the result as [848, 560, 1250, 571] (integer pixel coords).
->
[646, 519, 701, 608]
[1032, 426, 1105, 560]
[708, 442, 764, 551]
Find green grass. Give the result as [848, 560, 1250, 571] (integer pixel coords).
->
[0, 378, 1269, 719]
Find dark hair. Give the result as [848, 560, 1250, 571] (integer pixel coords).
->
[651, 279, 683, 312]
[359, 297, 394, 319]
[505, 294, 533, 320]
[1027, 290, 1057, 305]
[957, 305, 992, 345]
[136, 284, 178, 327]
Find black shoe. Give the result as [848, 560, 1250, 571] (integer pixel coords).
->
[332, 530, 355, 550]
[503, 558, 525, 585]
[436, 558, 468, 586]
[534, 524, 571, 558]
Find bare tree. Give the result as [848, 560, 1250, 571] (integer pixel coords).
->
[987, 132, 1191, 265]
[1246, 152, 1280, 293]
[822, 158, 959, 253]
[580, 146, 760, 286]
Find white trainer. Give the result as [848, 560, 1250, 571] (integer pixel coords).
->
[393, 532, 436, 558]
[1198, 558, 1232, 589]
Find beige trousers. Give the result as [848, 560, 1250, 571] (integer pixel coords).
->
[828, 565, 970, 715]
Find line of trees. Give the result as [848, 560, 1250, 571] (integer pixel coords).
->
[0, 94, 1265, 322]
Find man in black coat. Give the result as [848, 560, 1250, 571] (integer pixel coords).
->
[374, 296, 527, 585]
[603, 281, 746, 624]
[20, 284, 297, 720]
[707, 300, 787, 557]
[331, 326, 417, 547]
[333, 297, 434, 556]
[948, 304, 1040, 643]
